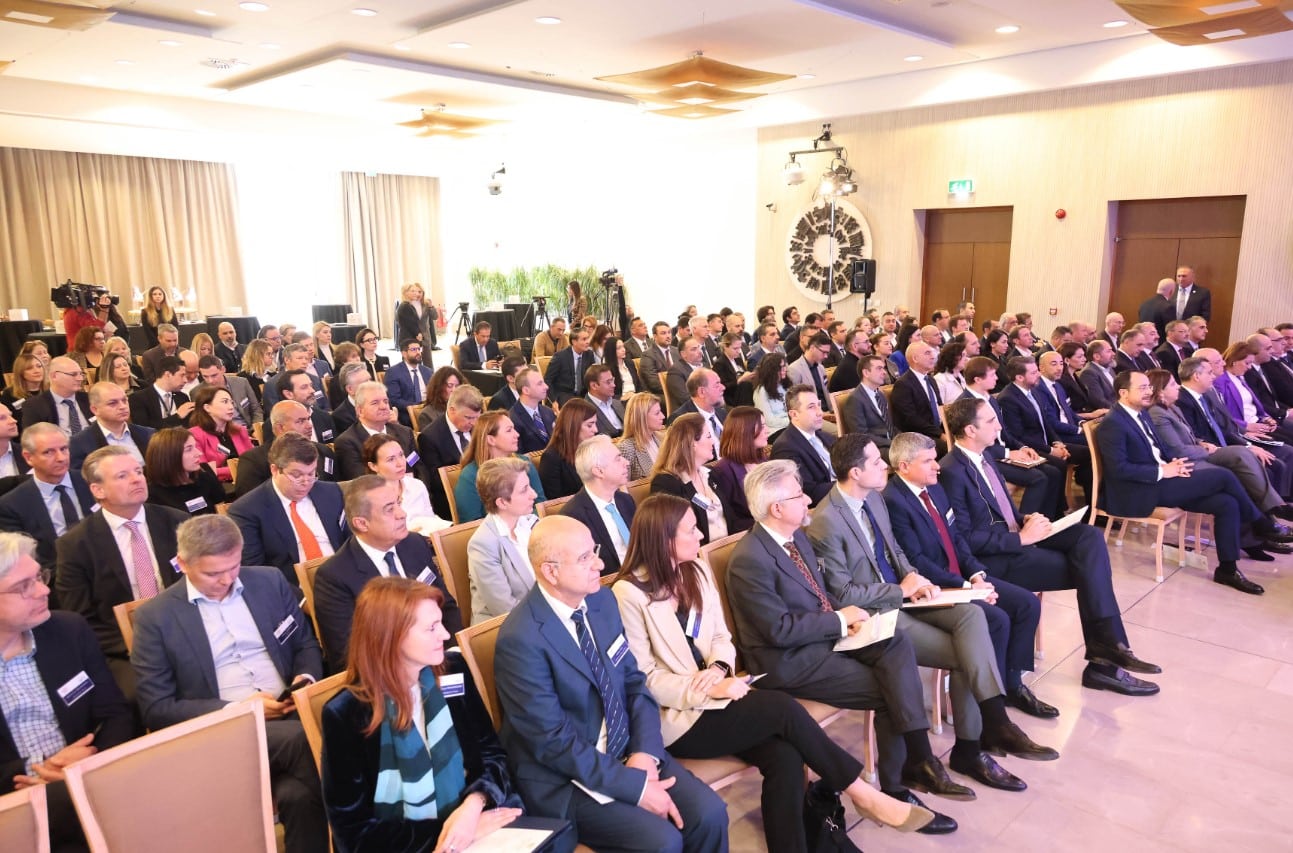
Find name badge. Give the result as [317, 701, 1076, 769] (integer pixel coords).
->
[239, 398, 249, 408]
[185, 496, 208, 513]
[274, 615, 298, 643]
[323, 457, 334, 475]
[439, 673, 465, 698]
[684, 609, 701, 639]
[58, 671, 94, 706]
[11, 399, 22, 410]
[90, 502, 101, 514]
[690, 493, 712, 511]
[607, 633, 629, 667]
[170, 556, 182, 573]
[944, 508, 955, 524]
[314, 389, 324, 399]
[406, 451, 420, 467]
[217, 444, 232, 456]
[320, 429, 333, 441]
[416, 566, 436, 585]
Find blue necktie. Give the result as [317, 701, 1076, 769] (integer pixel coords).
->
[531, 410, 548, 440]
[860, 503, 899, 584]
[569, 610, 629, 761]
[923, 375, 942, 424]
[383, 551, 403, 578]
[54, 484, 81, 536]
[605, 501, 631, 545]
[1198, 398, 1227, 446]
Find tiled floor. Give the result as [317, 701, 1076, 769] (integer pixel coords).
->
[720, 529, 1293, 851]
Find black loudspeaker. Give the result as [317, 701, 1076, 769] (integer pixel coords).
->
[850, 259, 876, 294]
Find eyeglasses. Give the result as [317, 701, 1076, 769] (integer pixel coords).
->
[54, 369, 85, 380]
[278, 469, 318, 484]
[359, 337, 377, 344]
[546, 543, 601, 567]
[0, 568, 51, 599]
[775, 492, 807, 505]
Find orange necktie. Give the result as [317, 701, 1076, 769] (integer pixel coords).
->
[289, 500, 324, 560]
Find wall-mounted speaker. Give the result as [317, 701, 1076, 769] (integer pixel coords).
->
[850, 258, 876, 294]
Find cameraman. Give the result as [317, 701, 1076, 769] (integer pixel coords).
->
[59, 288, 106, 349]
[91, 290, 128, 338]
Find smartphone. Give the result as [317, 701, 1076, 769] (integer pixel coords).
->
[277, 678, 311, 702]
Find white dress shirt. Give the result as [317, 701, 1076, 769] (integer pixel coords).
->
[271, 481, 335, 560]
[103, 506, 162, 598]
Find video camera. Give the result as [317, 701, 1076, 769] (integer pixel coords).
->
[50, 280, 116, 311]
[599, 267, 619, 288]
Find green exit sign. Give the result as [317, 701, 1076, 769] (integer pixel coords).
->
[948, 179, 974, 195]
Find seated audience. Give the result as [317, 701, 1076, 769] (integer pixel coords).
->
[68, 325, 107, 375]
[130, 515, 329, 853]
[262, 344, 332, 416]
[538, 398, 599, 500]
[139, 323, 185, 384]
[508, 367, 556, 454]
[531, 316, 570, 359]
[585, 364, 626, 437]
[385, 339, 433, 428]
[932, 341, 969, 404]
[144, 427, 227, 515]
[188, 384, 253, 483]
[19, 355, 91, 433]
[769, 384, 837, 506]
[786, 331, 834, 414]
[459, 320, 502, 371]
[335, 381, 417, 481]
[69, 381, 153, 473]
[0, 403, 25, 483]
[637, 320, 678, 395]
[618, 392, 665, 481]
[420, 384, 484, 515]
[488, 356, 526, 412]
[0, 423, 96, 576]
[235, 401, 338, 497]
[453, 411, 545, 524]
[239, 338, 277, 400]
[1057, 342, 1107, 418]
[129, 355, 193, 430]
[840, 354, 896, 457]
[197, 355, 263, 430]
[362, 432, 450, 536]
[466, 456, 541, 623]
[666, 369, 728, 440]
[604, 336, 641, 400]
[711, 333, 750, 408]
[272, 368, 338, 443]
[889, 341, 945, 452]
[649, 412, 727, 544]
[544, 328, 595, 405]
[98, 350, 141, 394]
[356, 327, 391, 379]
[559, 435, 635, 576]
[215, 321, 246, 375]
[709, 405, 766, 534]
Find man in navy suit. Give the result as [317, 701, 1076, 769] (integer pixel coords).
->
[260, 344, 330, 417]
[545, 328, 595, 405]
[0, 534, 136, 852]
[130, 515, 328, 853]
[941, 397, 1163, 695]
[509, 367, 556, 454]
[128, 355, 194, 430]
[384, 338, 433, 427]
[489, 355, 527, 412]
[313, 476, 460, 668]
[586, 364, 628, 438]
[69, 381, 154, 473]
[1034, 352, 1092, 499]
[889, 341, 946, 452]
[665, 368, 728, 432]
[459, 320, 503, 370]
[494, 515, 729, 851]
[226, 434, 348, 586]
[19, 356, 92, 433]
[417, 384, 484, 518]
[0, 423, 96, 579]
[559, 436, 636, 577]
[769, 384, 836, 506]
[997, 356, 1082, 485]
[235, 401, 338, 498]
[1098, 371, 1286, 596]
[272, 369, 337, 444]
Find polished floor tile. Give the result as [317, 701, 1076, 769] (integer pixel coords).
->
[706, 527, 1293, 851]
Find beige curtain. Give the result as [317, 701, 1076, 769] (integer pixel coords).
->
[0, 147, 245, 321]
[341, 171, 442, 338]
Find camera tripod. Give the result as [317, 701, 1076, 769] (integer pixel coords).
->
[447, 302, 472, 343]
[524, 296, 551, 335]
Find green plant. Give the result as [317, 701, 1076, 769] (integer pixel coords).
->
[468, 264, 606, 318]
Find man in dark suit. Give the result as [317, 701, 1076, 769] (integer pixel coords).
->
[335, 382, 419, 482]
[1137, 278, 1175, 341]
[636, 322, 677, 396]
[1113, 329, 1149, 375]
[828, 329, 867, 393]
[665, 368, 728, 433]
[214, 321, 246, 374]
[1034, 352, 1093, 499]
[808, 435, 1053, 793]
[878, 433, 1054, 721]
[494, 515, 730, 851]
[779, 305, 800, 342]
[770, 384, 837, 506]
[725, 459, 958, 832]
[840, 355, 894, 458]
[328, 362, 368, 436]
[623, 317, 652, 360]
[1171, 265, 1211, 321]
[313, 476, 460, 667]
[712, 333, 749, 408]
[997, 356, 1083, 483]
[889, 341, 946, 452]
[272, 370, 337, 444]
[559, 435, 636, 577]
[234, 401, 337, 498]
[585, 364, 627, 438]
[261, 344, 331, 417]
[1097, 312, 1125, 350]
[1100, 371, 1286, 595]
[1245, 332, 1293, 423]
[130, 515, 328, 853]
[940, 396, 1163, 695]
[1056, 343, 1104, 417]
[0, 538, 136, 853]
[139, 323, 185, 384]
[1154, 320, 1191, 378]
[0, 423, 96, 578]
[382, 339, 432, 428]
[69, 381, 154, 473]
[1077, 340, 1118, 410]
[416, 384, 483, 518]
[545, 328, 596, 405]
[459, 320, 503, 370]
[55, 446, 187, 699]
[128, 355, 193, 430]
[489, 355, 527, 412]
[509, 367, 556, 454]
[19, 355, 92, 433]
[746, 323, 785, 371]
[226, 434, 348, 586]
[664, 337, 704, 412]
[0, 403, 27, 481]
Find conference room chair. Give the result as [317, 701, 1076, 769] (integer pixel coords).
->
[112, 599, 147, 656]
[0, 785, 48, 853]
[830, 390, 852, 436]
[63, 701, 276, 853]
[624, 477, 651, 508]
[438, 464, 463, 524]
[293, 672, 348, 774]
[449, 345, 461, 369]
[293, 556, 329, 633]
[534, 496, 571, 517]
[535, 355, 553, 377]
[251, 422, 264, 445]
[525, 449, 543, 467]
[659, 372, 676, 415]
[408, 403, 426, 439]
[429, 518, 484, 625]
[227, 457, 239, 486]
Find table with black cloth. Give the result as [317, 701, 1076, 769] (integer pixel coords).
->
[27, 330, 69, 359]
[463, 369, 505, 397]
[205, 315, 260, 346]
[127, 321, 205, 352]
[312, 304, 352, 324]
[472, 310, 517, 343]
[0, 320, 46, 372]
[328, 323, 363, 344]
[504, 302, 537, 339]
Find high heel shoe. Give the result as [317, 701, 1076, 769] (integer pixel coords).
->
[851, 796, 936, 833]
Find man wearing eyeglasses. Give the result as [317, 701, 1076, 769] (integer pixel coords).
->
[18, 355, 92, 434]
[0, 532, 135, 853]
[233, 402, 338, 499]
[226, 433, 348, 587]
[787, 331, 838, 428]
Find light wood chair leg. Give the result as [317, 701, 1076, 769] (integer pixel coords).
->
[1177, 516, 1188, 567]
[1034, 592, 1045, 660]
[1153, 523, 1166, 583]
[863, 710, 878, 784]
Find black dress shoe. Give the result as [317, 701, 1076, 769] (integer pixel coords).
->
[884, 790, 958, 834]
[1259, 539, 1293, 554]
[901, 756, 976, 801]
[1089, 642, 1162, 675]
[1269, 504, 1293, 522]
[1081, 662, 1160, 696]
[1215, 567, 1265, 595]
[948, 751, 1027, 792]
[1253, 518, 1293, 542]
[1005, 685, 1060, 719]
[980, 721, 1060, 761]
[1242, 546, 1276, 562]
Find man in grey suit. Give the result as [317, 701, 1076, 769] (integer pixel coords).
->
[1077, 340, 1117, 409]
[841, 354, 895, 457]
[664, 337, 704, 410]
[197, 355, 262, 429]
[787, 331, 834, 414]
[809, 434, 1054, 795]
[636, 321, 677, 396]
[585, 364, 626, 438]
[623, 317, 652, 361]
[130, 515, 328, 853]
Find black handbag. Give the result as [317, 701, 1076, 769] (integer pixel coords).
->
[803, 779, 864, 853]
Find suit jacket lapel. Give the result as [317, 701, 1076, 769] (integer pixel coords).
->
[829, 492, 880, 580]
[789, 428, 827, 480]
[242, 576, 292, 682]
[173, 588, 221, 695]
[530, 591, 596, 688]
[753, 524, 822, 601]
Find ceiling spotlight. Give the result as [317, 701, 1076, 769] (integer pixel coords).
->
[488, 164, 506, 196]
[797, 73, 816, 80]
[352, 7, 377, 16]
[448, 41, 471, 48]
[904, 55, 923, 62]
[819, 160, 857, 197]
[195, 9, 216, 16]
[393, 43, 411, 51]
[783, 157, 805, 186]
[995, 24, 1020, 34]
[159, 39, 182, 47]
[260, 42, 281, 49]
[239, 2, 269, 11]
[535, 16, 561, 24]
[1103, 20, 1129, 28]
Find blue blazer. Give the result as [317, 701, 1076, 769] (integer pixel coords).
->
[880, 478, 987, 586]
[509, 401, 556, 454]
[937, 446, 1027, 557]
[1092, 406, 1168, 517]
[996, 383, 1051, 453]
[494, 585, 665, 818]
[131, 565, 324, 730]
[769, 425, 835, 506]
[1176, 387, 1245, 447]
[384, 362, 434, 424]
[0, 472, 96, 572]
[226, 479, 348, 585]
[1033, 381, 1082, 440]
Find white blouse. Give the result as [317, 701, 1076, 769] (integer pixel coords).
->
[400, 475, 452, 535]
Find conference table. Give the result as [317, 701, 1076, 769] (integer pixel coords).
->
[312, 304, 352, 324]
[329, 323, 363, 344]
[463, 368, 505, 397]
[206, 315, 259, 346]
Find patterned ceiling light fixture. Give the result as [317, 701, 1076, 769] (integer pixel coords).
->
[397, 104, 500, 137]
[596, 51, 793, 117]
[1114, 0, 1293, 44]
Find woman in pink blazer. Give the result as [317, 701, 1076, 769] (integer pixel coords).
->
[188, 385, 254, 482]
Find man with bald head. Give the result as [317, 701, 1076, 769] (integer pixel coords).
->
[215, 321, 245, 374]
[890, 341, 947, 453]
[69, 382, 154, 473]
[494, 515, 728, 851]
[1138, 278, 1176, 341]
[1256, 327, 1293, 408]
[919, 325, 944, 349]
[20, 355, 92, 433]
[234, 401, 337, 498]
[1099, 312, 1125, 348]
[1243, 333, 1293, 426]
[178, 350, 200, 395]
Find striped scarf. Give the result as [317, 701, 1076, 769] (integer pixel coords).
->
[373, 668, 466, 821]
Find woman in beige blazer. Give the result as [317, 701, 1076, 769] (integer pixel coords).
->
[612, 495, 933, 852]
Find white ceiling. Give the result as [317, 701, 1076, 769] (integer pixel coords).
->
[3, 0, 1293, 138]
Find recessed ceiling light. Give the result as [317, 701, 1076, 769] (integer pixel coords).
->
[904, 55, 923, 62]
[352, 7, 377, 16]
[259, 43, 280, 49]
[393, 43, 411, 51]
[114, 59, 136, 65]
[1103, 20, 1129, 28]
[195, 9, 216, 16]
[995, 24, 1020, 34]
[239, 2, 269, 11]
[448, 41, 471, 49]
[159, 39, 182, 47]
[535, 16, 561, 24]
[81, 75, 98, 83]
[797, 73, 815, 79]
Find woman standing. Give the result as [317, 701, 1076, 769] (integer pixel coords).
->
[321, 578, 575, 853]
[396, 283, 438, 366]
[612, 496, 933, 853]
[363, 433, 451, 536]
[538, 398, 598, 500]
[466, 457, 540, 623]
[566, 280, 586, 327]
[452, 411, 545, 523]
[144, 427, 226, 514]
[187, 385, 253, 483]
[709, 406, 768, 534]
[649, 413, 726, 545]
[751, 354, 791, 436]
[618, 393, 665, 481]
[139, 286, 176, 350]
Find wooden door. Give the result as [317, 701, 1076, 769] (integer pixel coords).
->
[1108, 196, 1245, 343]
[922, 207, 1012, 326]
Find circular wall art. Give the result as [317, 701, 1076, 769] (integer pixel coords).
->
[785, 199, 873, 304]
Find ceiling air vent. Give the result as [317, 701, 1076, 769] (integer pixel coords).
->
[201, 58, 248, 71]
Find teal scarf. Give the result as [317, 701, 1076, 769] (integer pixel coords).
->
[373, 668, 467, 821]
